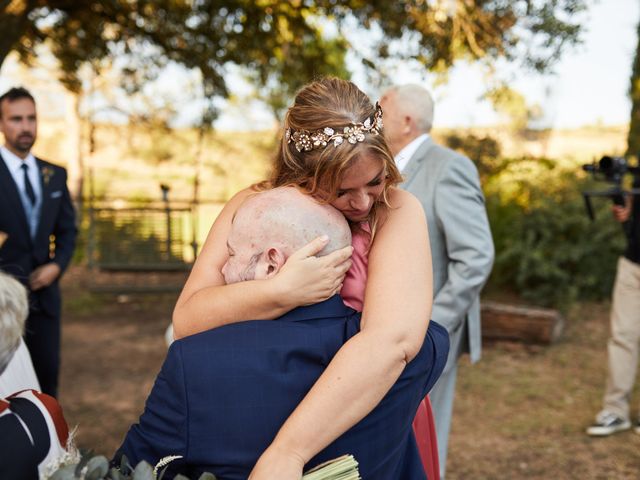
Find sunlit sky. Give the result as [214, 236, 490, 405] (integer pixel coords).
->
[420, 0, 640, 129]
[0, 0, 638, 130]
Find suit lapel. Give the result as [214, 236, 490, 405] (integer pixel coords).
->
[400, 137, 435, 188]
[35, 158, 51, 240]
[0, 152, 32, 241]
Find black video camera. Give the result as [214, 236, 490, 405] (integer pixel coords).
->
[582, 155, 640, 221]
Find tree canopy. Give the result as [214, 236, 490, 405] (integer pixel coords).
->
[1, 0, 586, 121]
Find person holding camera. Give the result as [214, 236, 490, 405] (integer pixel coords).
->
[587, 176, 640, 436]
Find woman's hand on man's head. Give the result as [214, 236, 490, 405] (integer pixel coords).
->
[274, 236, 353, 308]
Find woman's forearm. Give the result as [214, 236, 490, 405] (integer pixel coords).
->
[267, 327, 413, 463]
[172, 278, 292, 339]
[263, 189, 433, 465]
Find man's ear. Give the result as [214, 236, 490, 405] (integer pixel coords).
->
[403, 114, 413, 134]
[256, 247, 287, 280]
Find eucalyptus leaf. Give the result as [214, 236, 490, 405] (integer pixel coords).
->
[131, 461, 154, 480]
[49, 464, 77, 480]
[75, 450, 94, 476]
[109, 467, 126, 480]
[174, 475, 190, 480]
[85, 455, 109, 480]
[157, 465, 169, 480]
[197, 473, 217, 480]
[120, 455, 132, 475]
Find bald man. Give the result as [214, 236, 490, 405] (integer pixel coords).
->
[115, 187, 449, 480]
[381, 85, 494, 478]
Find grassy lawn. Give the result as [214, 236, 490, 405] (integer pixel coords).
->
[448, 301, 640, 479]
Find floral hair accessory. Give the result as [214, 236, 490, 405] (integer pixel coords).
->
[286, 102, 384, 153]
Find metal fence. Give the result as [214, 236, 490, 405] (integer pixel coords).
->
[83, 186, 215, 272]
[87, 203, 194, 271]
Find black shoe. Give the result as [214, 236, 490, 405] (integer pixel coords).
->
[634, 420, 640, 435]
[586, 411, 631, 437]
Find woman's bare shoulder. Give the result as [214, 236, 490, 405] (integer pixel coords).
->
[386, 187, 421, 209]
[228, 185, 262, 207]
[379, 187, 425, 226]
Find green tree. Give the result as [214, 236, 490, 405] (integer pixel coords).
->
[628, 20, 640, 156]
[2, 1, 587, 99]
[484, 84, 531, 133]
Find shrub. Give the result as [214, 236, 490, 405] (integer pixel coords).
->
[483, 157, 626, 310]
[444, 133, 504, 181]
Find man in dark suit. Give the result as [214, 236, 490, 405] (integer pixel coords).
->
[0, 87, 77, 397]
[115, 187, 449, 479]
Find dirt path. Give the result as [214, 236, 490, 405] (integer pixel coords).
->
[58, 268, 185, 456]
[57, 268, 640, 478]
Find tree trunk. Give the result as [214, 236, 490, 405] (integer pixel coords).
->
[65, 91, 84, 210]
[0, 1, 35, 71]
[627, 21, 640, 156]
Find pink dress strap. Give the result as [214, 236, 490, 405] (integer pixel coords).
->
[340, 224, 370, 312]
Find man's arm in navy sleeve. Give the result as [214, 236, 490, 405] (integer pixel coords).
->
[113, 342, 189, 476]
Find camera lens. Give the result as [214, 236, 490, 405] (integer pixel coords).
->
[599, 156, 613, 170]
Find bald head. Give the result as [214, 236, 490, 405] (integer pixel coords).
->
[379, 84, 434, 156]
[222, 187, 351, 284]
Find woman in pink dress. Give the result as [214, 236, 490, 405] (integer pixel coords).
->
[344, 225, 440, 480]
[173, 78, 437, 479]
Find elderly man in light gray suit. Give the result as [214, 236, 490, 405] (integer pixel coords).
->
[380, 84, 494, 478]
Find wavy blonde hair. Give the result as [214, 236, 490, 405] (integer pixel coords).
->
[260, 77, 402, 237]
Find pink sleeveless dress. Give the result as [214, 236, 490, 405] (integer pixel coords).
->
[341, 225, 440, 480]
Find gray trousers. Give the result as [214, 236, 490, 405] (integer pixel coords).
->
[430, 322, 466, 479]
[602, 256, 640, 420]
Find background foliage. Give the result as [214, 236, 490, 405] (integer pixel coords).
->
[2, 2, 635, 311]
[1, 0, 586, 115]
[446, 134, 627, 309]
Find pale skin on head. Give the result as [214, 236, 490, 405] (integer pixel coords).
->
[221, 187, 352, 285]
[0, 96, 61, 290]
[172, 152, 433, 480]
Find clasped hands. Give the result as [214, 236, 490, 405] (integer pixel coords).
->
[29, 262, 61, 291]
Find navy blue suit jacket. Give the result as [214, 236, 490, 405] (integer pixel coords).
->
[115, 296, 449, 479]
[0, 155, 76, 316]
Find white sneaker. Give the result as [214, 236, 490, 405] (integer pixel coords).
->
[586, 411, 631, 437]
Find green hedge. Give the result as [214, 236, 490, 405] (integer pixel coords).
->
[483, 157, 626, 309]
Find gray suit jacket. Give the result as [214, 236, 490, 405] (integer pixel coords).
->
[401, 137, 494, 363]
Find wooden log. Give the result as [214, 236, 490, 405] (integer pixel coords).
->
[481, 301, 565, 344]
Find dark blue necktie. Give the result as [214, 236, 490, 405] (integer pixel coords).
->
[21, 163, 36, 205]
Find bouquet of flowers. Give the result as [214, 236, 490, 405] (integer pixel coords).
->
[46, 451, 360, 480]
[302, 455, 360, 480]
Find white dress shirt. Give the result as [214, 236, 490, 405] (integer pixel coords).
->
[394, 133, 430, 173]
[0, 340, 40, 397]
[1, 146, 42, 238]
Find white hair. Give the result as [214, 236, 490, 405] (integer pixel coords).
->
[385, 84, 435, 133]
[0, 272, 29, 375]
